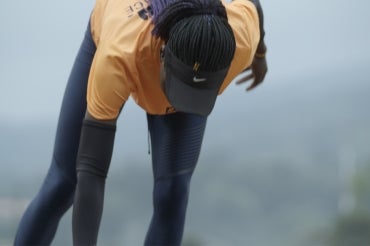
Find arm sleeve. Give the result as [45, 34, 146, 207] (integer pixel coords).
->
[73, 119, 116, 245]
[87, 41, 132, 120]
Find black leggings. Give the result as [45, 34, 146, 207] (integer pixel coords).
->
[14, 22, 207, 246]
[144, 113, 206, 245]
[14, 22, 95, 245]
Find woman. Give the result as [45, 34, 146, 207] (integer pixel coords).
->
[14, 0, 267, 245]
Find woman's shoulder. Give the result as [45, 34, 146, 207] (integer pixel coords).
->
[91, 0, 155, 48]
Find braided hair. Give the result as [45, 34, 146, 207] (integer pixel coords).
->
[151, 0, 236, 72]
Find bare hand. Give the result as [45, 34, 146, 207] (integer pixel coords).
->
[235, 56, 268, 91]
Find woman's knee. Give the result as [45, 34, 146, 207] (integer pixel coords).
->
[153, 173, 192, 211]
[40, 162, 76, 206]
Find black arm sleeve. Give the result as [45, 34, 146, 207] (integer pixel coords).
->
[72, 119, 116, 246]
[75, 119, 116, 178]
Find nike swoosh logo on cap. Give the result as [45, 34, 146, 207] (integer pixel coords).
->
[193, 76, 207, 82]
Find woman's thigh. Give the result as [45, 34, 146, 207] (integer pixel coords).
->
[52, 22, 96, 183]
[147, 112, 207, 179]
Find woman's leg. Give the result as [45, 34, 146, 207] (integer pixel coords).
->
[14, 22, 96, 245]
[144, 112, 207, 246]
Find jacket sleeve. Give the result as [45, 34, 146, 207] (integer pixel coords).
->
[248, 0, 265, 42]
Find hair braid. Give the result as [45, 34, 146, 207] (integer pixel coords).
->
[152, 0, 236, 72]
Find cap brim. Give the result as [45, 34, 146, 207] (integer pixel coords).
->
[164, 48, 229, 116]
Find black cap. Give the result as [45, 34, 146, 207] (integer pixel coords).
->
[163, 47, 229, 116]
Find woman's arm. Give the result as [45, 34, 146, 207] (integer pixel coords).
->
[72, 111, 117, 245]
[236, 0, 268, 91]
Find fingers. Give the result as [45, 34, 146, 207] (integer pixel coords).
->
[235, 73, 254, 84]
[246, 82, 259, 91]
[235, 67, 252, 84]
[235, 59, 268, 91]
[246, 77, 263, 91]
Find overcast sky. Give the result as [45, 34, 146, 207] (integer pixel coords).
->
[0, 0, 369, 122]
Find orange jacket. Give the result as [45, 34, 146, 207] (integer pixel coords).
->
[88, 0, 260, 119]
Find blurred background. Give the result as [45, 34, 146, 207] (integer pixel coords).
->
[1, 0, 370, 245]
